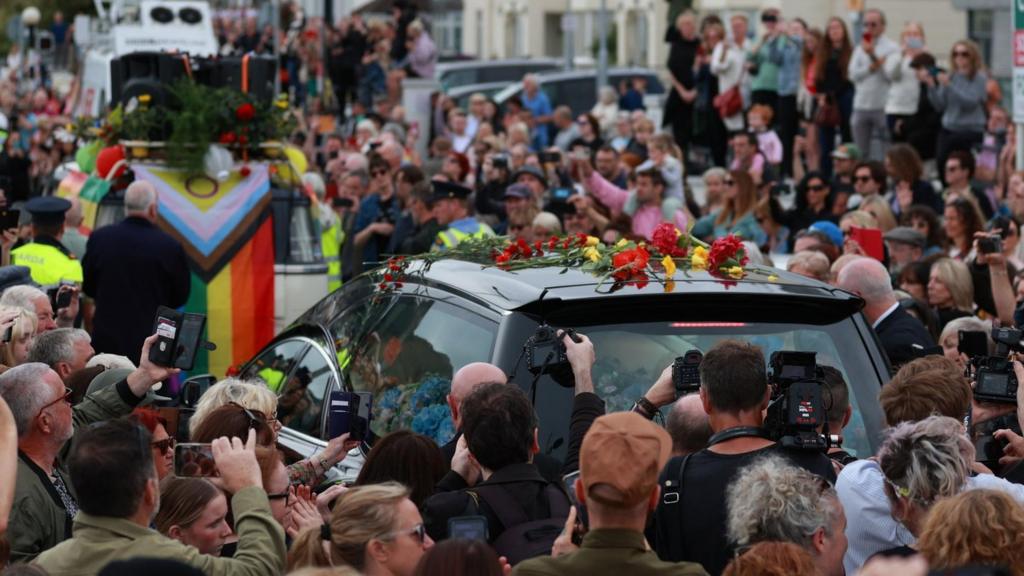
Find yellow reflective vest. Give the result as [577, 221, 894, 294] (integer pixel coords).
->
[321, 221, 343, 293]
[12, 239, 84, 286]
[433, 218, 495, 251]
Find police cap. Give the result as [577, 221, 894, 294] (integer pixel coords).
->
[24, 196, 72, 226]
[432, 180, 472, 203]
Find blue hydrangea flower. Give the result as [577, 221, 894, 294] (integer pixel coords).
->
[409, 375, 450, 411]
[411, 404, 454, 445]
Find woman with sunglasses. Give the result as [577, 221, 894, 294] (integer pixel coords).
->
[131, 407, 174, 480]
[920, 40, 987, 185]
[288, 482, 433, 576]
[690, 170, 765, 246]
[783, 172, 836, 251]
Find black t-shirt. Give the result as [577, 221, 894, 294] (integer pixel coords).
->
[656, 444, 837, 576]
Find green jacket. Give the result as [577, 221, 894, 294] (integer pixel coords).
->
[34, 487, 286, 576]
[512, 529, 708, 576]
[8, 380, 143, 563]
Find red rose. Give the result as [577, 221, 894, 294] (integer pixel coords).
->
[707, 235, 748, 271]
[576, 233, 588, 247]
[219, 132, 237, 144]
[236, 103, 256, 122]
[239, 165, 251, 178]
[547, 236, 559, 250]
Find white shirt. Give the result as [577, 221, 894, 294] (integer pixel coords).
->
[849, 36, 900, 111]
[838, 458, 1024, 574]
[884, 53, 922, 115]
[872, 302, 900, 330]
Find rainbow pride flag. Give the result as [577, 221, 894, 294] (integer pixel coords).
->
[132, 164, 275, 377]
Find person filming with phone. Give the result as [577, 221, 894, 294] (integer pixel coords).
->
[575, 157, 687, 242]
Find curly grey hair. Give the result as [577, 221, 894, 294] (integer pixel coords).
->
[877, 415, 972, 507]
[726, 455, 842, 549]
[0, 362, 58, 437]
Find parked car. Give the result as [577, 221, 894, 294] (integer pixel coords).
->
[492, 67, 666, 117]
[446, 82, 509, 109]
[435, 57, 562, 91]
[238, 259, 890, 483]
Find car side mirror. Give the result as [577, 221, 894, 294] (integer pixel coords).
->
[179, 374, 217, 409]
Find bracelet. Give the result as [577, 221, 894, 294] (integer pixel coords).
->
[632, 396, 658, 420]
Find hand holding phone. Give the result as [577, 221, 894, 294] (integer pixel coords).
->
[211, 429, 262, 493]
[328, 391, 373, 442]
[448, 516, 488, 540]
[175, 443, 218, 477]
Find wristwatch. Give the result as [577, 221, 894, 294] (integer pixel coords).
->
[631, 396, 659, 420]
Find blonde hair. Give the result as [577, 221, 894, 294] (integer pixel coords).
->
[190, 378, 278, 432]
[287, 482, 410, 572]
[900, 21, 925, 43]
[919, 490, 1024, 575]
[839, 210, 877, 231]
[950, 39, 983, 79]
[154, 477, 224, 536]
[931, 257, 974, 313]
[0, 305, 35, 367]
[787, 251, 831, 283]
[939, 316, 991, 355]
[859, 196, 898, 232]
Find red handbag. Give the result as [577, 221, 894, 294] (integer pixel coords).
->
[714, 86, 743, 118]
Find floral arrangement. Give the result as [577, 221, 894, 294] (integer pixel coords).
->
[374, 375, 456, 446]
[376, 223, 752, 292]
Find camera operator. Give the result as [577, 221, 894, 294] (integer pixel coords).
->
[968, 230, 1016, 326]
[820, 366, 856, 466]
[474, 152, 512, 221]
[643, 340, 835, 575]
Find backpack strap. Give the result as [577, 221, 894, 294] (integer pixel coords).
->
[655, 453, 692, 561]
[472, 483, 531, 530]
[542, 483, 570, 518]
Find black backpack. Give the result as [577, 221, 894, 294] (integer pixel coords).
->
[467, 482, 570, 565]
[653, 453, 692, 562]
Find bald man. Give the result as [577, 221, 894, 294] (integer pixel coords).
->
[665, 394, 712, 456]
[836, 257, 934, 369]
[83, 181, 190, 362]
[440, 361, 564, 483]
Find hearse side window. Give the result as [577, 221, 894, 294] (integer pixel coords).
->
[343, 296, 497, 445]
[276, 347, 335, 439]
[243, 339, 308, 394]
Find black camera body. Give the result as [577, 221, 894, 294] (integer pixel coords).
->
[765, 351, 835, 452]
[672, 350, 703, 398]
[978, 235, 1003, 255]
[525, 325, 580, 387]
[970, 327, 1023, 404]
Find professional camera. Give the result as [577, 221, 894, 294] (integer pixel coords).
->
[672, 350, 703, 398]
[525, 324, 581, 387]
[970, 327, 1024, 404]
[765, 351, 838, 452]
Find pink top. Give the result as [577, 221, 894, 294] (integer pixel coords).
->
[755, 130, 783, 164]
[585, 172, 688, 241]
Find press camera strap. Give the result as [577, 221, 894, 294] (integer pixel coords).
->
[707, 426, 772, 447]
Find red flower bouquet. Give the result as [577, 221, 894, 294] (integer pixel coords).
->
[611, 246, 650, 281]
[651, 223, 688, 258]
[707, 235, 749, 272]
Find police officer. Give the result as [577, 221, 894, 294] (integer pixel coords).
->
[432, 180, 494, 251]
[11, 196, 83, 286]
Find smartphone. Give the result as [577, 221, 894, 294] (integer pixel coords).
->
[327, 390, 355, 439]
[448, 516, 488, 540]
[562, 471, 589, 532]
[2, 326, 11, 343]
[332, 197, 355, 209]
[352, 391, 372, 442]
[149, 307, 181, 367]
[492, 155, 508, 169]
[550, 187, 574, 203]
[850, 226, 885, 262]
[48, 285, 72, 311]
[539, 151, 561, 165]
[174, 443, 218, 477]
[0, 209, 20, 230]
[173, 313, 206, 371]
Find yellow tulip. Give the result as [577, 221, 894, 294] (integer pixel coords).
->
[728, 266, 744, 279]
[615, 238, 629, 248]
[662, 256, 676, 277]
[691, 246, 708, 271]
[584, 247, 601, 262]
[586, 235, 600, 247]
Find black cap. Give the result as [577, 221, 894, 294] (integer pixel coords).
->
[0, 265, 37, 292]
[432, 180, 472, 202]
[24, 196, 72, 226]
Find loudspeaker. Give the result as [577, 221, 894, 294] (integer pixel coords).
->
[213, 55, 278, 101]
[110, 52, 190, 107]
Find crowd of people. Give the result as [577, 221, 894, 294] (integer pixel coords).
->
[2, 1, 1024, 576]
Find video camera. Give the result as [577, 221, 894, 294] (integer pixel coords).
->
[525, 324, 581, 387]
[969, 327, 1024, 404]
[765, 351, 839, 452]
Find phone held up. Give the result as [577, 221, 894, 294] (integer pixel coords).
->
[327, 390, 373, 442]
[174, 443, 218, 477]
[148, 306, 211, 370]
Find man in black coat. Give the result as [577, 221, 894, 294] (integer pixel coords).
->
[837, 257, 935, 371]
[83, 181, 190, 363]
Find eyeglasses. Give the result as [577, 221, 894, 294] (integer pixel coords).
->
[380, 523, 427, 544]
[37, 387, 72, 416]
[151, 437, 176, 456]
[854, 175, 873, 183]
[723, 179, 736, 186]
[864, 21, 879, 28]
[807, 184, 827, 192]
[267, 490, 292, 506]
[953, 50, 970, 58]
[945, 165, 961, 172]
[372, 169, 388, 177]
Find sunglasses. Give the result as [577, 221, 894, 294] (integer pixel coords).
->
[381, 523, 427, 544]
[372, 169, 388, 177]
[723, 179, 736, 186]
[854, 175, 873, 183]
[807, 184, 827, 192]
[228, 402, 277, 430]
[953, 50, 970, 58]
[151, 437, 176, 456]
[37, 387, 72, 416]
[864, 21, 879, 28]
